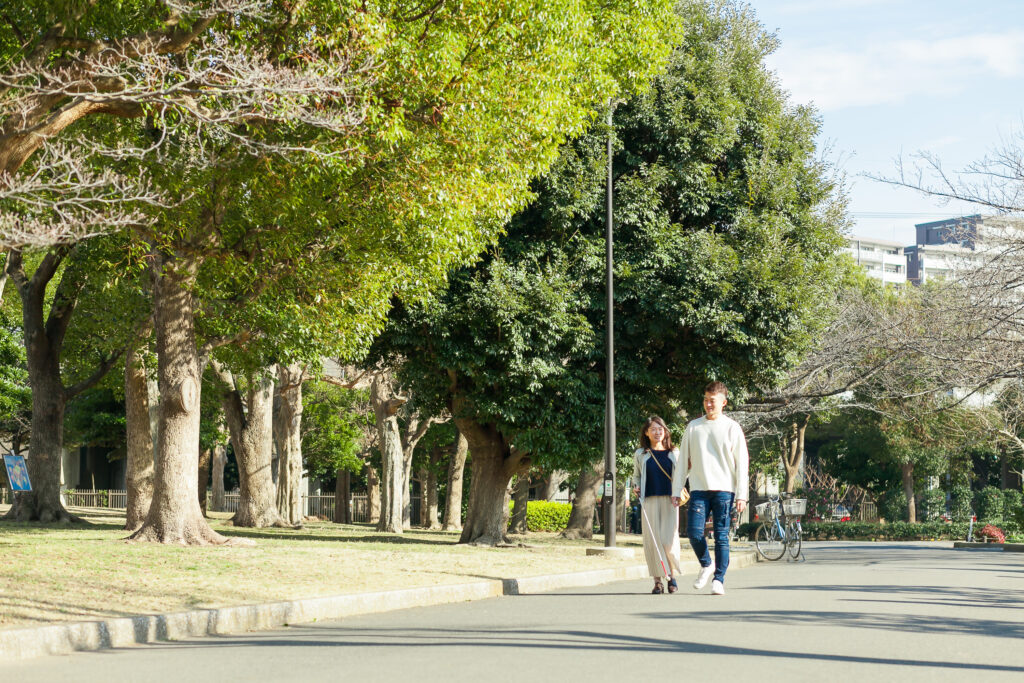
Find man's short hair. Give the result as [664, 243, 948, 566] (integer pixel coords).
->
[704, 380, 728, 397]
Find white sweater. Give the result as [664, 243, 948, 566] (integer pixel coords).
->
[672, 414, 749, 501]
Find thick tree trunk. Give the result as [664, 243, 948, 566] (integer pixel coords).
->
[129, 255, 230, 545]
[124, 345, 154, 530]
[9, 362, 69, 522]
[274, 363, 304, 525]
[367, 465, 381, 524]
[334, 469, 351, 524]
[900, 462, 917, 523]
[222, 370, 290, 528]
[197, 447, 211, 516]
[561, 462, 603, 540]
[456, 416, 527, 546]
[509, 474, 530, 534]
[211, 442, 226, 512]
[4, 248, 75, 523]
[443, 431, 468, 531]
[372, 372, 405, 533]
[540, 470, 568, 501]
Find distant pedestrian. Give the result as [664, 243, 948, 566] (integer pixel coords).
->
[629, 495, 642, 535]
[632, 416, 682, 594]
[672, 381, 748, 596]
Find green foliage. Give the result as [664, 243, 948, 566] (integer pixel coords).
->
[1004, 489, 1023, 520]
[738, 519, 975, 541]
[974, 486, 1005, 523]
[0, 304, 30, 445]
[64, 389, 125, 454]
[301, 381, 370, 481]
[377, 0, 850, 475]
[949, 483, 974, 522]
[878, 489, 908, 523]
[919, 488, 947, 522]
[507, 500, 573, 532]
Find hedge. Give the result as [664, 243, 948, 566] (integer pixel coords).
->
[508, 501, 572, 532]
[738, 520, 972, 541]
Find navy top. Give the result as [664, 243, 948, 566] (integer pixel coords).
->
[644, 449, 673, 498]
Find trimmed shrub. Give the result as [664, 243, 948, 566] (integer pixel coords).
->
[949, 484, 973, 522]
[524, 501, 571, 532]
[798, 520, 970, 541]
[974, 486, 1005, 523]
[918, 488, 946, 521]
[878, 489, 908, 522]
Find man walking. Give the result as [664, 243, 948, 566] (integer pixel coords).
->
[672, 381, 748, 595]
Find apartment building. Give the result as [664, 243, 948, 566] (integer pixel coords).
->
[844, 236, 907, 285]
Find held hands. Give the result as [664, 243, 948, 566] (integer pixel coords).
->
[671, 496, 681, 507]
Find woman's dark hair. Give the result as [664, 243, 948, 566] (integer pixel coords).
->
[639, 416, 673, 450]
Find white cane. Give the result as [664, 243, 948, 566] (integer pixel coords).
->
[639, 498, 670, 579]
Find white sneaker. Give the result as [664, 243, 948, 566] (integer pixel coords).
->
[693, 562, 715, 589]
[711, 580, 725, 595]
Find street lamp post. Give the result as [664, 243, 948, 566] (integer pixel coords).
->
[603, 102, 616, 548]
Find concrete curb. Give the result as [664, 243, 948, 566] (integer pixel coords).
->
[953, 541, 1024, 552]
[1, 550, 759, 662]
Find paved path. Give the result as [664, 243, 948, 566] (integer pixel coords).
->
[6, 542, 1023, 682]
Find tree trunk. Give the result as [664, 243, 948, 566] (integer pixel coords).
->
[222, 369, 290, 528]
[561, 462, 603, 540]
[274, 363, 304, 525]
[4, 248, 75, 522]
[129, 255, 230, 545]
[782, 416, 808, 493]
[540, 470, 568, 501]
[372, 372, 405, 533]
[124, 344, 154, 530]
[367, 465, 381, 524]
[509, 474, 530, 534]
[425, 447, 442, 530]
[456, 415, 527, 546]
[900, 462, 917, 524]
[197, 447, 211, 516]
[333, 469, 351, 524]
[443, 431, 468, 531]
[417, 466, 429, 527]
[211, 442, 226, 512]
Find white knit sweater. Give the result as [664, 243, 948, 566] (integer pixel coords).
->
[672, 414, 749, 500]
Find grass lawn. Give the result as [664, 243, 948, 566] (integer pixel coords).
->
[0, 505, 642, 630]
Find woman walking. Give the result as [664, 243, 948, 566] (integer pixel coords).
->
[631, 416, 683, 594]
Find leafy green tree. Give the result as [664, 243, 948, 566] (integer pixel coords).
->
[376, 0, 849, 544]
[302, 381, 368, 481]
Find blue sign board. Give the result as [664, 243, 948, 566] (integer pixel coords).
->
[3, 454, 31, 492]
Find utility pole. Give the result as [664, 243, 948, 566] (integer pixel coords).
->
[603, 101, 616, 547]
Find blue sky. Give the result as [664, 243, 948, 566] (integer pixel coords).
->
[750, 0, 1024, 244]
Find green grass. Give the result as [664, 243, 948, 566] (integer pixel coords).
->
[0, 505, 642, 630]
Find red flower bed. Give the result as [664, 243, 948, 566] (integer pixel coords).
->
[976, 524, 1006, 543]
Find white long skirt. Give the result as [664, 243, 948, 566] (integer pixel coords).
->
[640, 495, 682, 578]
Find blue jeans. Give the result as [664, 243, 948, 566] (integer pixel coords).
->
[688, 491, 735, 583]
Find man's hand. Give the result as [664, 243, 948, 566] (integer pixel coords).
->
[671, 496, 681, 507]
[736, 499, 747, 514]
[632, 486, 640, 497]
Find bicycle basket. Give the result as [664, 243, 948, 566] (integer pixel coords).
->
[754, 501, 777, 519]
[782, 498, 807, 516]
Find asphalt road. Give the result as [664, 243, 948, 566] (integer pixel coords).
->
[6, 542, 1023, 682]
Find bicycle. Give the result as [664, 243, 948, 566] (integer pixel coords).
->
[753, 493, 805, 561]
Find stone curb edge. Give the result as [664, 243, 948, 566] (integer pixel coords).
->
[1, 550, 760, 662]
[953, 541, 1024, 552]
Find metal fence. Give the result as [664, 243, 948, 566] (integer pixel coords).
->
[46, 488, 422, 524]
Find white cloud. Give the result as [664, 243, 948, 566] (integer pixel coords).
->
[767, 30, 1024, 110]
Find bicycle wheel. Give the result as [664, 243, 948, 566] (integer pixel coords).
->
[787, 520, 802, 559]
[755, 521, 786, 560]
